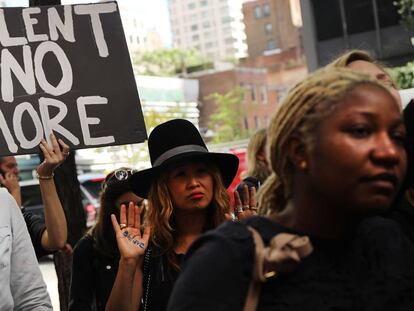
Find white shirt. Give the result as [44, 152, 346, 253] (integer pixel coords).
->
[0, 188, 52, 310]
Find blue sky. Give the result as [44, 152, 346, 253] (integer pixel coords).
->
[3, 0, 172, 46]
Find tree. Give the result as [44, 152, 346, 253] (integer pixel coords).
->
[133, 48, 207, 76]
[207, 87, 247, 143]
[388, 61, 414, 89]
[394, 0, 414, 44]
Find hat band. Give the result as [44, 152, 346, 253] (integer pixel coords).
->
[153, 145, 208, 167]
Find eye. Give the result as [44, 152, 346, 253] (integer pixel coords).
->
[347, 125, 372, 138]
[391, 129, 406, 145]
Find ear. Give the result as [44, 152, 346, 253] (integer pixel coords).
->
[284, 134, 308, 171]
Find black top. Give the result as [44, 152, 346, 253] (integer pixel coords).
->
[167, 216, 414, 311]
[22, 208, 49, 259]
[390, 195, 414, 243]
[69, 235, 184, 311]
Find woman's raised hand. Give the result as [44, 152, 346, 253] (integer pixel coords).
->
[233, 185, 258, 220]
[37, 133, 70, 177]
[111, 202, 150, 261]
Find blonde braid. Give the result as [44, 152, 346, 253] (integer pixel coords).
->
[258, 67, 392, 214]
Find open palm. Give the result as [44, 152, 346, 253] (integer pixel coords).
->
[111, 202, 150, 260]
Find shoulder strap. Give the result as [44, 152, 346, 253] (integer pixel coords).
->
[243, 226, 313, 311]
[243, 227, 265, 311]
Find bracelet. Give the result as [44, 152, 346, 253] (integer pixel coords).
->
[36, 172, 54, 180]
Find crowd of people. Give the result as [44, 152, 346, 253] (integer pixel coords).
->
[1, 49, 414, 311]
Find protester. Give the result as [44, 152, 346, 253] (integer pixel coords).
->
[167, 68, 414, 310]
[327, 49, 402, 109]
[0, 133, 69, 258]
[329, 49, 414, 242]
[0, 187, 53, 310]
[69, 167, 143, 311]
[105, 119, 239, 311]
[235, 128, 270, 214]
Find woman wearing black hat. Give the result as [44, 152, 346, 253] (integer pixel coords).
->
[105, 119, 239, 311]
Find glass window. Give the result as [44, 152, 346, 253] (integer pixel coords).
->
[222, 16, 233, 23]
[203, 21, 210, 28]
[263, 4, 271, 16]
[344, 0, 375, 34]
[244, 117, 249, 129]
[200, 0, 208, 6]
[260, 85, 267, 103]
[205, 42, 214, 48]
[188, 2, 196, 10]
[251, 85, 257, 102]
[266, 39, 277, 50]
[264, 23, 272, 34]
[225, 37, 235, 44]
[191, 24, 198, 31]
[254, 116, 260, 129]
[377, 0, 400, 27]
[192, 34, 199, 41]
[255, 6, 262, 19]
[312, 0, 343, 41]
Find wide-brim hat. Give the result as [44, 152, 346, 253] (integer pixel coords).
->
[130, 119, 239, 198]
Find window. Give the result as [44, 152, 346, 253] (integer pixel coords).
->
[254, 6, 262, 19]
[200, 0, 208, 6]
[312, 0, 343, 41]
[203, 21, 211, 28]
[251, 85, 257, 102]
[188, 2, 196, 9]
[263, 4, 271, 16]
[201, 11, 209, 18]
[260, 85, 267, 103]
[266, 39, 277, 50]
[244, 117, 249, 130]
[192, 34, 199, 41]
[205, 42, 214, 48]
[239, 83, 247, 102]
[191, 24, 198, 31]
[225, 37, 235, 44]
[377, 0, 399, 27]
[344, 0, 375, 34]
[254, 116, 260, 129]
[222, 16, 233, 23]
[264, 23, 272, 34]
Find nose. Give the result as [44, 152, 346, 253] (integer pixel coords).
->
[187, 174, 200, 188]
[371, 133, 404, 168]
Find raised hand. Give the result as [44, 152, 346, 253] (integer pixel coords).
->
[111, 202, 150, 261]
[233, 184, 258, 220]
[37, 133, 70, 178]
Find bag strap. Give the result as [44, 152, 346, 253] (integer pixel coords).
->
[243, 226, 313, 311]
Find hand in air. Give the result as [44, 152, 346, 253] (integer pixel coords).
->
[233, 185, 258, 220]
[111, 202, 150, 261]
[37, 133, 70, 177]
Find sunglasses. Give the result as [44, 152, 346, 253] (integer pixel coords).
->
[103, 168, 138, 189]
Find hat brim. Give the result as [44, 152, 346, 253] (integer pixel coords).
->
[130, 152, 239, 198]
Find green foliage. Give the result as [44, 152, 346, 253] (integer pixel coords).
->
[133, 48, 207, 76]
[388, 61, 414, 89]
[207, 87, 247, 143]
[394, 0, 414, 30]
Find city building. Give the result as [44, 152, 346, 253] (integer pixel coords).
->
[300, 0, 414, 71]
[168, 0, 248, 62]
[190, 66, 277, 132]
[242, 0, 300, 57]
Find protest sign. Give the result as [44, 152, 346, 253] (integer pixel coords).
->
[0, 1, 146, 156]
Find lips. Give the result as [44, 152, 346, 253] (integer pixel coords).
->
[361, 172, 399, 190]
[188, 192, 204, 200]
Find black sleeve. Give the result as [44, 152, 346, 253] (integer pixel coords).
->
[22, 209, 50, 259]
[69, 236, 96, 311]
[167, 221, 255, 311]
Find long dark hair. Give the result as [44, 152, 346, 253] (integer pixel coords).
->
[88, 168, 133, 260]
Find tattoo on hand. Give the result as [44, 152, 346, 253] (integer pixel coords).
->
[122, 230, 145, 249]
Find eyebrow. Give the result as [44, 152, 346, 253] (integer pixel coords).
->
[346, 111, 404, 125]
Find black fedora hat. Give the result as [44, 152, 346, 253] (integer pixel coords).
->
[130, 119, 239, 198]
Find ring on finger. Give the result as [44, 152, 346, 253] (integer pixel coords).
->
[242, 205, 250, 211]
[249, 206, 258, 211]
[120, 223, 127, 230]
[236, 207, 243, 213]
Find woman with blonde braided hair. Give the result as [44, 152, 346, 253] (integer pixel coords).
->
[167, 67, 414, 311]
